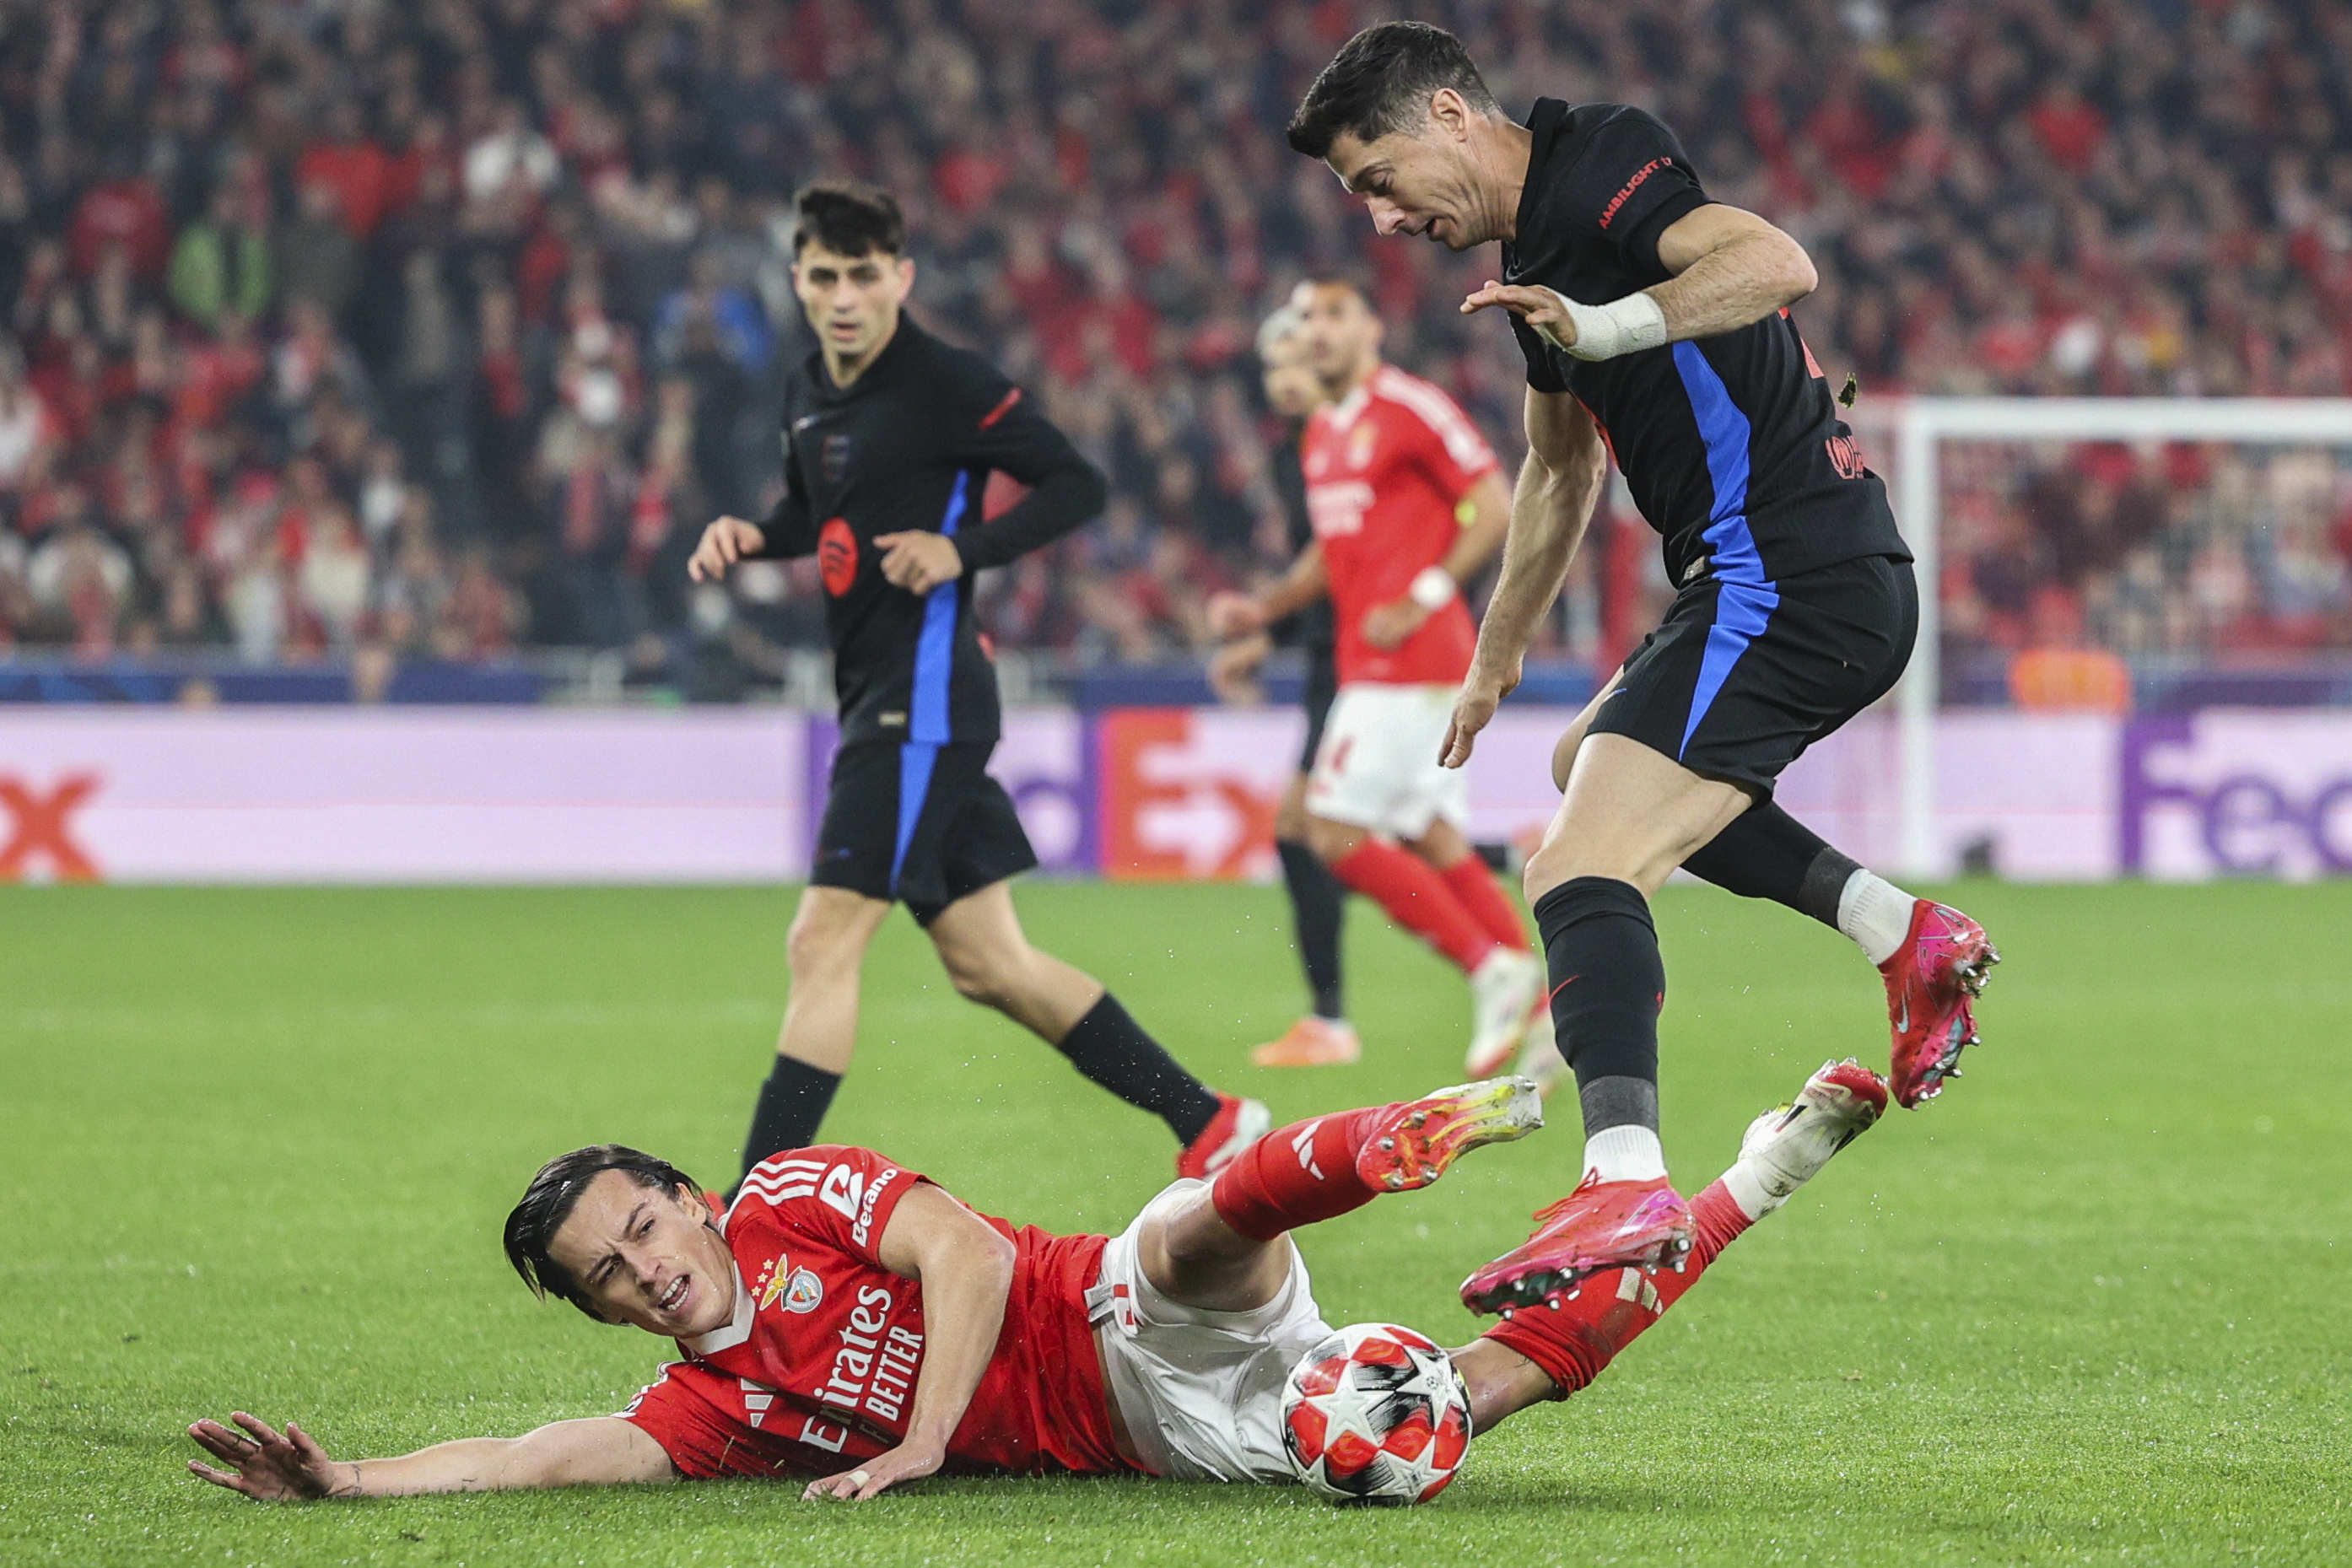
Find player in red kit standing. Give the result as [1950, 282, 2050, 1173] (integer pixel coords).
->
[1212, 278, 1549, 1082]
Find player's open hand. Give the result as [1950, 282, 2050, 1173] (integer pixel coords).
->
[187, 1412, 359, 1502]
[1461, 282, 1577, 350]
[803, 1441, 943, 1503]
[1206, 590, 1265, 641]
[1361, 596, 1430, 651]
[1440, 659, 1522, 768]
[688, 516, 766, 583]
[875, 531, 964, 595]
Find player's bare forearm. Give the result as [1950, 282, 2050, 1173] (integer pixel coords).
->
[1647, 204, 1817, 341]
[1471, 401, 1602, 682]
[1438, 470, 1513, 584]
[188, 1414, 672, 1501]
[1257, 543, 1329, 624]
[807, 1185, 1015, 1501]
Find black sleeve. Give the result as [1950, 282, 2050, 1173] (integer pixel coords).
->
[1556, 107, 1710, 279]
[935, 361, 1107, 573]
[750, 413, 817, 559]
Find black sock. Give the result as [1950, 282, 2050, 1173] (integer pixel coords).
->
[1055, 993, 1222, 1146]
[1277, 838, 1346, 1019]
[1680, 801, 1859, 930]
[1532, 876, 1666, 1138]
[741, 1055, 843, 1178]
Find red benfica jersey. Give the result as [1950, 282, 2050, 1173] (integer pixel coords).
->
[619, 1147, 1128, 1479]
[1301, 364, 1499, 686]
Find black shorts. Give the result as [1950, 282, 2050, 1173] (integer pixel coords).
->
[1298, 642, 1338, 773]
[1591, 554, 1917, 792]
[810, 741, 1037, 924]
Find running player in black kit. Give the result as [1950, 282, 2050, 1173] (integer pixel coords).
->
[1287, 24, 1997, 1310]
[688, 181, 1265, 1183]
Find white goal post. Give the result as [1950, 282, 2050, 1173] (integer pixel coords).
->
[1883, 396, 2352, 877]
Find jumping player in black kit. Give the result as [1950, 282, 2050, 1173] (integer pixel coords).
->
[1287, 24, 1998, 1310]
[689, 181, 1266, 1183]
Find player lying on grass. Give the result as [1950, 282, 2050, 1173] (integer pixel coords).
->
[187, 1062, 1887, 1503]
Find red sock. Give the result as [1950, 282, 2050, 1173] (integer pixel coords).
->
[1210, 1103, 1404, 1242]
[1479, 1181, 1752, 1395]
[1329, 839, 1498, 974]
[1438, 855, 1530, 953]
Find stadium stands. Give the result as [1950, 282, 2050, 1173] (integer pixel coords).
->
[0, 0, 2347, 689]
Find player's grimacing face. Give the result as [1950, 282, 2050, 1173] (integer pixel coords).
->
[793, 242, 914, 363]
[1324, 121, 1489, 252]
[546, 1171, 738, 1339]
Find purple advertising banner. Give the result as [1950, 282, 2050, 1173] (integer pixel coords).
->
[2121, 710, 2352, 879]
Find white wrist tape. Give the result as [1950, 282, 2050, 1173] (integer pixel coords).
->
[1532, 288, 1668, 362]
[1407, 565, 1458, 611]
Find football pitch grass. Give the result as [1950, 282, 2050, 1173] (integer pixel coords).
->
[3, 879, 2346, 1565]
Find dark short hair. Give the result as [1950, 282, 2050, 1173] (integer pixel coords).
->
[1287, 21, 1502, 159]
[503, 1145, 701, 1321]
[792, 178, 906, 258]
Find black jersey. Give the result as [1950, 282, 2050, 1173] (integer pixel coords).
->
[1503, 100, 1909, 589]
[753, 316, 1106, 746]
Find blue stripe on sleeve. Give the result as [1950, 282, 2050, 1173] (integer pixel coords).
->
[892, 471, 972, 891]
[1670, 342, 1779, 758]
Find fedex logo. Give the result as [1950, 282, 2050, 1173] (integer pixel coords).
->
[0, 772, 102, 882]
[2121, 714, 2352, 879]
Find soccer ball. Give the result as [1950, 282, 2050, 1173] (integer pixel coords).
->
[1279, 1323, 1472, 1505]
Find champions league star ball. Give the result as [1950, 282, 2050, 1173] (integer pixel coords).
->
[1280, 1323, 1473, 1505]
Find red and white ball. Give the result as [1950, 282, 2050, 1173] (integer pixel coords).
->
[1279, 1323, 1473, 1505]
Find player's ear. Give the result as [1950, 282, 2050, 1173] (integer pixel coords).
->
[1428, 87, 1470, 141]
[893, 255, 915, 299]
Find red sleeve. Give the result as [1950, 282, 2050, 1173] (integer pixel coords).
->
[1389, 383, 1498, 503]
[731, 1145, 926, 1268]
[621, 1361, 884, 1480]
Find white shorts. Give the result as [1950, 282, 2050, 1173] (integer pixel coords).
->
[1306, 682, 1470, 839]
[1087, 1180, 1333, 1484]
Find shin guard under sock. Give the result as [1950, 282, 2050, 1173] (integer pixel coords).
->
[1210, 1103, 1400, 1241]
[1055, 994, 1222, 1146]
[1479, 1181, 1751, 1395]
[1330, 838, 1497, 974]
[1438, 855, 1531, 954]
[1532, 876, 1665, 1134]
[1276, 838, 1348, 1019]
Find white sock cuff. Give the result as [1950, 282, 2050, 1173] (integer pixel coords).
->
[1583, 1124, 1667, 1184]
[1720, 1162, 1779, 1223]
[1836, 869, 1915, 967]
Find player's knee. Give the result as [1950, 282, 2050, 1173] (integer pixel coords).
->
[785, 908, 864, 982]
[1303, 816, 1359, 865]
[938, 943, 1022, 1006]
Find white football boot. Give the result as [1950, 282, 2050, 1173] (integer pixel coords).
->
[1721, 1058, 1890, 1220]
[1512, 1003, 1572, 1099]
[1465, 948, 1544, 1077]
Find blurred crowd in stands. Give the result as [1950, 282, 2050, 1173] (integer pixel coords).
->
[1, 0, 2349, 690]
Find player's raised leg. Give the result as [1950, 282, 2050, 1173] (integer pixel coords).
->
[925, 880, 1266, 1178]
[1142, 1076, 1544, 1312]
[1453, 1059, 1887, 1431]
[1669, 800, 1995, 1109]
[739, 885, 895, 1178]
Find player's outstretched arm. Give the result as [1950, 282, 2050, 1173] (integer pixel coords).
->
[187, 1412, 676, 1501]
[1441, 391, 1605, 767]
[802, 1183, 1016, 1503]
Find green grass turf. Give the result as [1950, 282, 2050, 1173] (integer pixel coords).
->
[2, 879, 2347, 1565]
